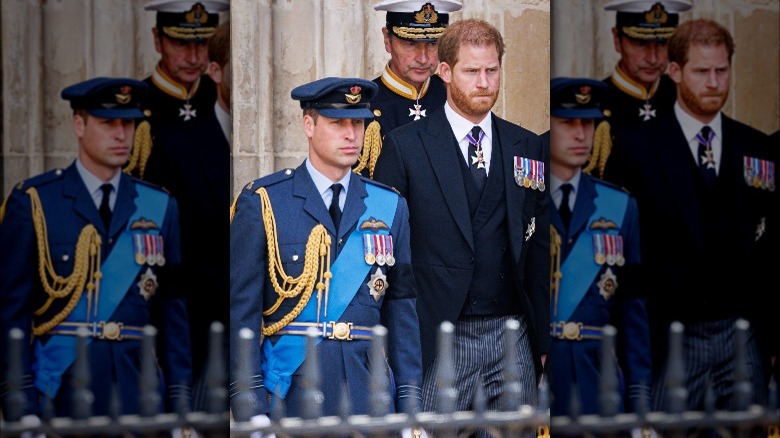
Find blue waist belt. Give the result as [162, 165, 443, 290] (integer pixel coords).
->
[550, 321, 604, 341]
[48, 321, 145, 341]
[272, 322, 374, 341]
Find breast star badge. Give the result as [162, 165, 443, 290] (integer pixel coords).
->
[179, 103, 197, 121]
[598, 267, 618, 301]
[137, 267, 158, 301]
[367, 267, 388, 302]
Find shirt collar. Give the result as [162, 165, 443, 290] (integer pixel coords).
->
[75, 159, 121, 205]
[551, 170, 581, 195]
[674, 101, 722, 144]
[305, 159, 351, 201]
[443, 101, 492, 144]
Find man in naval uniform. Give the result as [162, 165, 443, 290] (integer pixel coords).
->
[589, 0, 692, 179]
[229, 78, 422, 423]
[354, 0, 462, 178]
[124, 0, 229, 178]
[144, 19, 232, 413]
[0, 78, 192, 417]
[546, 77, 651, 422]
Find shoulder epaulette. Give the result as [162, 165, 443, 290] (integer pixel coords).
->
[16, 168, 66, 191]
[361, 176, 400, 196]
[130, 175, 171, 196]
[246, 169, 295, 193]
[593, 177, 631, 195]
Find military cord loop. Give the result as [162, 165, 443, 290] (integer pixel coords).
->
[353, 120, 382, 179]
[27, 187, 103, 336]
[123, 120, 153, 178]
[256, 187, 332, 336]
[583, 119, 612, 179]
[550, 224, 562, 319]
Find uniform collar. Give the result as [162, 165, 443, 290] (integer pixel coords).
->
[610, 63, 661, 101]
[380, 62, 431, 100]
[305, 158, 351, 207]
[75, 158, 121, 209]
[150, 63, 202, 100]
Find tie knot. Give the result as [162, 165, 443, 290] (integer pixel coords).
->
[698, 126, 714, 145]
[468, 126, 484, 145]
[560, 183, 573, 197]
[330, 183, 342, 201]
[100, 183, 113, 199]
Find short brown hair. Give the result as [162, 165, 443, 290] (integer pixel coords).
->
[668, 19, 734, 67]
[208, 20, 230, 69]
[437, 19, 505, 67]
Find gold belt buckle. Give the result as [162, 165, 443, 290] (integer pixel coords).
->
[329, 322, 353, 341]
[100, 322, 124, 341]
[561, 322, 582, 341]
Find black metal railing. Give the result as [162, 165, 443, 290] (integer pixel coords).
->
[2, 319, 777, 437]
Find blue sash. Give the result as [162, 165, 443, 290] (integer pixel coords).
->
[261, 184, 398, 398]
[33, 185, 168, 398]
[555, 184, 627, 322]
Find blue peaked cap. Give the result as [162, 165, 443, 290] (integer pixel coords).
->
[550, 77, 608, 120]
[61, 77, 147, 119]
[291, 77, 378, 119]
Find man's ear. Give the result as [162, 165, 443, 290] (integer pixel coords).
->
[668, 61, 682, 84]
[611, 28, 622, 54]
[303, 114, 315, 138]
[438, 62, 452, 84]
[152, 28, 163, 54]
[73, 114, 86, 139]
[208, 61, 223, 84]
[382, 28, 392, 54]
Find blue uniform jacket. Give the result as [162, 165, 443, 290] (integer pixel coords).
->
[549, 174, 652, 416]
[0, 162, 192, 416]
[229, 162, 422, 420]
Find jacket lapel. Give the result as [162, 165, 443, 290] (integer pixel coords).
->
[567, 174, 597, 241]
[63, 164, 105, 234]
[340, 176, 367, 239]
[422, 110, 474, 251]
[109, 173, 138, 239]
[499, 117, 529, 262]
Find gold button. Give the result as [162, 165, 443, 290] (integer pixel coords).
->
[102, 322, 121, 340]
[292, 254, 299, 261]
[331, 322, 351, 340]
[562, 322, 581, 340]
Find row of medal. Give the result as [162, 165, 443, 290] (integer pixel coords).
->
[592, 233, 625, 266]
[133, 233, 166, 266]
[743, 156, 775, 192]
[514, 156, 545, 191]
[363, 234, 395, 266]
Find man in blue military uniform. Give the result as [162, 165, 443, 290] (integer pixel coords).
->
[124, 0, 229, 178]
[229, 77, 423, 422]
[0, 78, 192, 417]
[354, 0, 462, 178]
[547, 78, 651, 421]
[588, 0, 692, 179]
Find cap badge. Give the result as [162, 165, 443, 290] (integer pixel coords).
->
[345, 86, 362, 104]
[575, 86, 591, 104]
[116, 87, 132, 104]
[185, 3, 209, 24]
[415, 3, 438, 24]
[644, 3, 668, 24]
